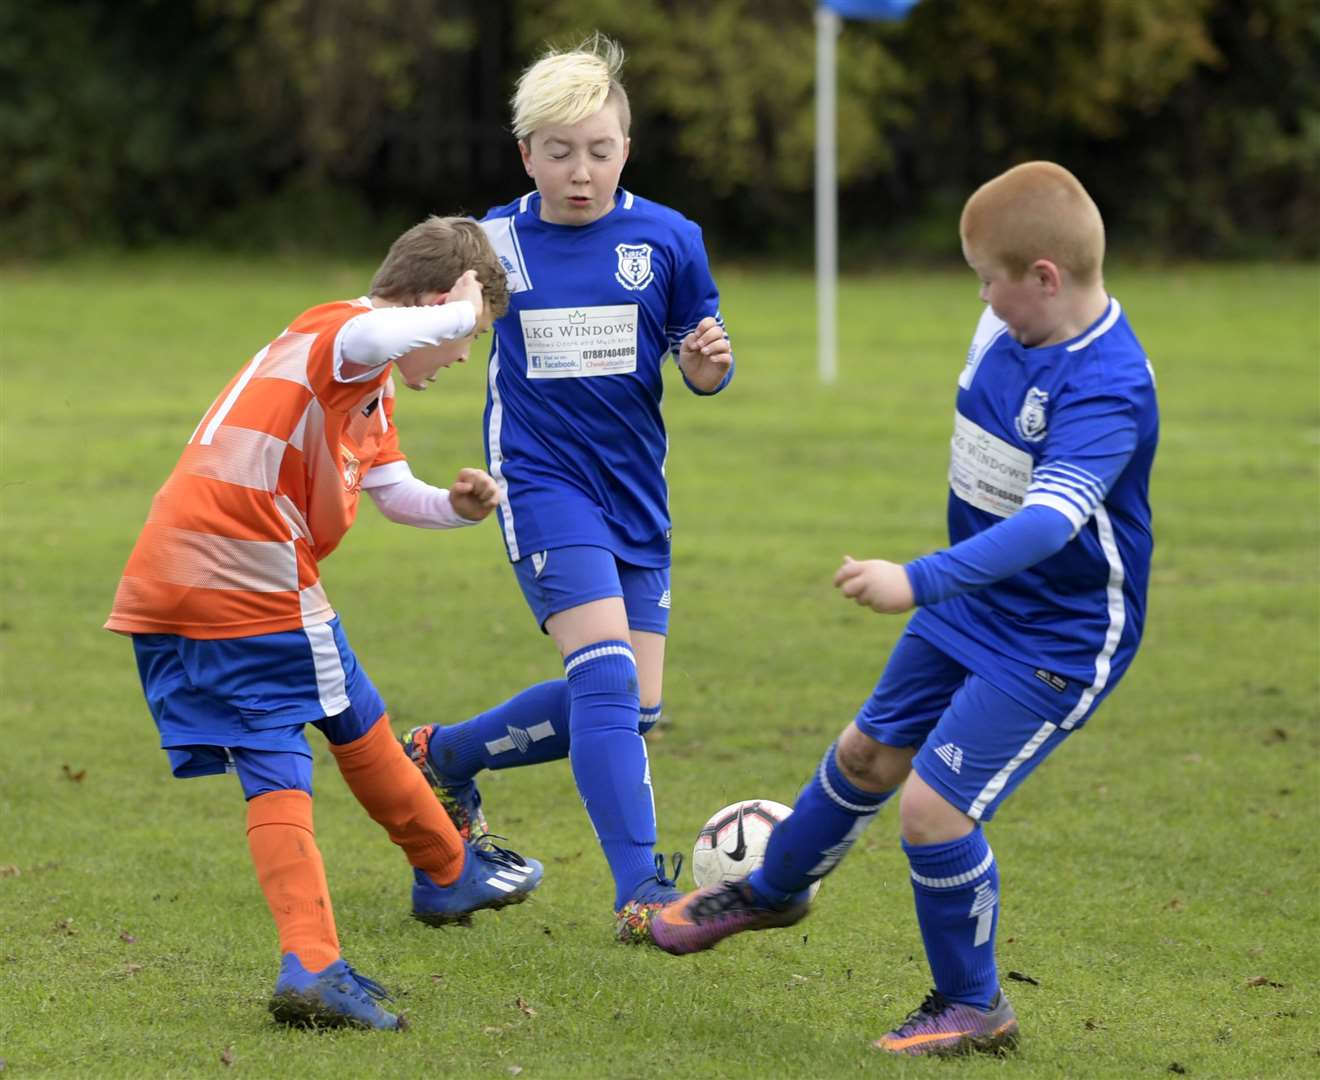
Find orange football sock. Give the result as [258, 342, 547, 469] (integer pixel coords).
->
[246, 789, 340, 972]
[328, 714, 465, 887]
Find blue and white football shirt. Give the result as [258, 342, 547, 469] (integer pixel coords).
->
[908, 298, 1159, 723]
[480, 190, 729, 567]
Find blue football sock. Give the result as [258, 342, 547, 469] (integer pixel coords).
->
[747, 742, 892, 905]
[564, 641, 659, 909]
[904, 826, 1000, 1009]
[425, 680, 571, 783]
[638, 701, 662, 735]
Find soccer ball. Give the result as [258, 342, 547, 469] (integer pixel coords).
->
[691, 799, 820, 899]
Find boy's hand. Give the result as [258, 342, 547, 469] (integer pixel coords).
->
[444, 269, 485, 328]
[677, 316, 732, 392]
[449, 467, 499, 522]
[833, 556, 915, 614]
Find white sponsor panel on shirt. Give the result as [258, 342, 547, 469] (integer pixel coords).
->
[949, 411, 1033, 518]
[520, 304, 638, 379]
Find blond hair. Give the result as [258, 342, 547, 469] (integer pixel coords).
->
[511, 32, 630, 141]
[960, 162, 1105, 285]
[370, 215, 510, 317]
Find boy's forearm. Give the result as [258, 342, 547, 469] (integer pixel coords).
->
[339, 301, 477, 368]
[363, 469, 478, 529]
[906, 504, 1075, 606]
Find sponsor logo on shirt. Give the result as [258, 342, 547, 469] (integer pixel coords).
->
[948, 412, 1033, 518]
[521, 305, 638, 378]
[615, 243, 654, 291]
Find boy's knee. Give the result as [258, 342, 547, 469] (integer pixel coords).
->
[836, 723, 912, 794]
[898, 772, 974, 845]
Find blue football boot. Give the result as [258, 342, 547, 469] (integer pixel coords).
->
[412, 835, 544, 927]
[269, 954, 405, 1031]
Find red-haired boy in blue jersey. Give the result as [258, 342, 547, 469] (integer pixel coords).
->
[651, 162, 1160, 1059]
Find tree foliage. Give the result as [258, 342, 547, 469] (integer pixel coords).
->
[2, 0, 1315, 256]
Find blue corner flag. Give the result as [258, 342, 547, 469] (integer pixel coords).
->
[821, 0, 919, 18]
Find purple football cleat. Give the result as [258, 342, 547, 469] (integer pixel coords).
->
[648, 880, 810, 955]
[872, 989, 1019, 1056]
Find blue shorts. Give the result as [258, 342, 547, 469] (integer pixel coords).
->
[132, 617, 386, 796]
[855, 629, 1077, 822]
[512, 545, 671, 635]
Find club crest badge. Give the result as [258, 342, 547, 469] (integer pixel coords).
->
[1015, 387, 1049, 443]
[340, 443, 361, 490]
[614, 243, 654, 291]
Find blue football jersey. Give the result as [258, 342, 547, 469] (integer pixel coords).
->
[479, 189, 727, 567]
[910, 298, 1159, 723]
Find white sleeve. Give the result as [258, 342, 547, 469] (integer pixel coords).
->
[363, 461, 479, 529]
[333, 300, 477, 383]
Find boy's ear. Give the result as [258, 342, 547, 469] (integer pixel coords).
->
[1031, 259, 1063, 295]
[420, 290, 447, 306]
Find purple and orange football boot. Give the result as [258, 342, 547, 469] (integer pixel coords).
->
[872, 989, 1019, 1056]
[647, 879, 810, 954]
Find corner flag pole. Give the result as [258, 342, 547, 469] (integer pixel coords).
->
[814, 0, 920, 386]
[815, 5, 841, 386]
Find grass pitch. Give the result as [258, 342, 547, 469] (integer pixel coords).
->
[1, 255, 1317, 1078]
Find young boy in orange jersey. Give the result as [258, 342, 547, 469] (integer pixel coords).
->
[105, 216, 543, 1031]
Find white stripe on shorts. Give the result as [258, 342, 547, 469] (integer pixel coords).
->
[967, 720, 1058, 821]
[305, 622, 351, 717]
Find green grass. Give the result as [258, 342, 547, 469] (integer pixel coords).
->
[2, 254, 1318, 1078]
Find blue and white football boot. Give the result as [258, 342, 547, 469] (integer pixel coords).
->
[412, 835, 544, 927]
[269, 954, 405, 1030]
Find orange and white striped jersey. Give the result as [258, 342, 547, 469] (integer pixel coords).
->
[106, 299, 409, 639]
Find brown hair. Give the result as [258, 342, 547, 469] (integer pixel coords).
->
[370, 215, 510, 317]
[960, 162, 1105, 285]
